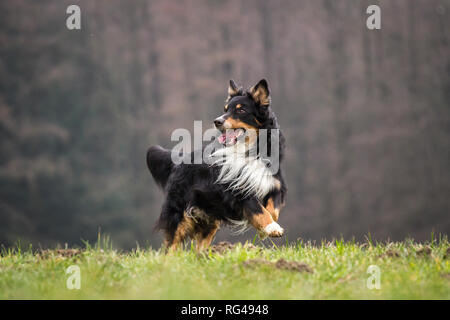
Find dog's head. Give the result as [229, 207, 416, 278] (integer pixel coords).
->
[214, 79, 274, 146]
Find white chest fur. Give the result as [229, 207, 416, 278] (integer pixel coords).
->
[211, 143, 278, 199]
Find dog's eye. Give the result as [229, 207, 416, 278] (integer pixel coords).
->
[236, 108, 246, 114]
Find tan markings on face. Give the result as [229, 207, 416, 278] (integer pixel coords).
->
[244, 207, 274, 230]
[236, 104, 242, 109]
[223, 117, 258, 131]
[224, 104, 228, 111]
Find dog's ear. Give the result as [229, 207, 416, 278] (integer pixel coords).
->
[227, 79, 242, 100]
[249, 79, 270, 106]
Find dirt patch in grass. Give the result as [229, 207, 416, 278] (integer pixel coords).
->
[415, 246, 432, 257]
[38, 249, 82, 259]
[275, 258, 313, 273]
[242, 259, 272, 267]
[379, 249, 400, 259]
[242, 258, 313, 273]
[243, 243, 259, 251]
[210, 241, 260, 254]
[210, 241, 235, 254]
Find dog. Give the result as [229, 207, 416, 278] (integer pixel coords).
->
[146, 79, 286, 250]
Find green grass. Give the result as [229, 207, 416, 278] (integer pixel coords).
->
[0, 236, 449, 299]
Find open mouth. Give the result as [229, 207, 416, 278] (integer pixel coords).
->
[218, 128, 246, 146]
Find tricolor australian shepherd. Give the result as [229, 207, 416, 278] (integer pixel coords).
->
[146, 79, 286, 250]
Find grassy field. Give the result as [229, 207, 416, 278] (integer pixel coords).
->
[0, 236, 449, 299]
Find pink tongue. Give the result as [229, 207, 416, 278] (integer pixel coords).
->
[218, 131, 237, 144]
[218, 133, 227, 144]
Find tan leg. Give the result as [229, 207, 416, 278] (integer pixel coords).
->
[194, 221, 220, 250]
[167, 212, 195, 251]
[264, 198, 279, 221]
[245, 206, 284, 238]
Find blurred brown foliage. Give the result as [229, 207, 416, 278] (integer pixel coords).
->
[0, 0, 449, 248]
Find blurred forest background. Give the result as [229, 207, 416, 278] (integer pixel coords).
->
[0, 0, 449, 249]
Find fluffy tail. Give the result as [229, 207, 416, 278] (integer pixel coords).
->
[146, 145, 174, 189]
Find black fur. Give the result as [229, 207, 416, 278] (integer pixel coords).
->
[146, 145, 174, 189]
[146, 79, 287, 248]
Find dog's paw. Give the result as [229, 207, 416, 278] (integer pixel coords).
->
[262, 222, 284, 238]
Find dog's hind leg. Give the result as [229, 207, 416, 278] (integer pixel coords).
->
[194, 220, 221, 251]
[157, 195, 193, 251]
[165, 211, 196, 251]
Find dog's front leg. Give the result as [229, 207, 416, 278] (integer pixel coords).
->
[243, 198, 284, 238]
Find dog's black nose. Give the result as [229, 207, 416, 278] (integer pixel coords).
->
[214, 117, 224, 128]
